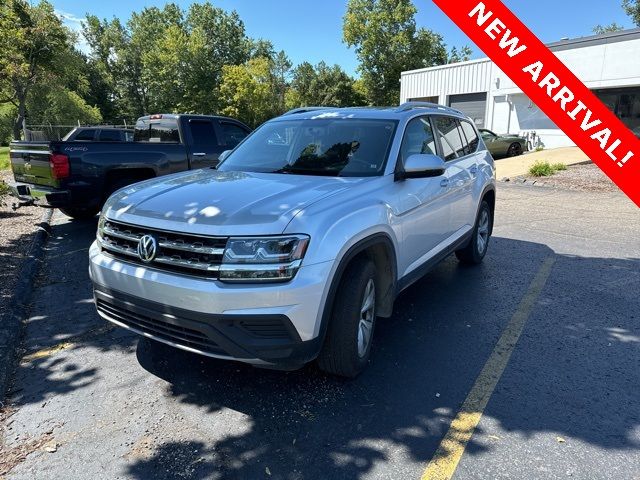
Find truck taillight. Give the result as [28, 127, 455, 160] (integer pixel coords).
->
[49, 153, 70, 179]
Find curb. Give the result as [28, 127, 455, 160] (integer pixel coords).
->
[0, 208, 53, 408]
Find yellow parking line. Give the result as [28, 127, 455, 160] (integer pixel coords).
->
[21, 324, 114, 363]
[421, 256, 556, 480]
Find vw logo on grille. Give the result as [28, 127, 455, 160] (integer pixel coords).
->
[137, 235, 157, 263]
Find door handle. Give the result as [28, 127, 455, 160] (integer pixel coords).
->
[469, 165, 478, 176]
[440, 178, 450, 188]
[192, 152, 206, 157]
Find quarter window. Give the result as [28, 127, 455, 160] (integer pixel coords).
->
[459, 121, 480, 155]
[400, 116, 437, 163]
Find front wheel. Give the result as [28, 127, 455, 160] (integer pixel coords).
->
[507, 142, 523, 157]
[59, 206, 100, 220]
[317, 258, 377, 378]
[455, 200, 492, 265]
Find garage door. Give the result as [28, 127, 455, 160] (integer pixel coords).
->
[448, 93, 487, 128]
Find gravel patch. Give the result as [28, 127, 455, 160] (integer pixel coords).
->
[512, 163, 619, 192]
[0, 171, 44, 322]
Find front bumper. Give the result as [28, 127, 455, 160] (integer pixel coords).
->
[89, 241, 334, 368]
[8, 181, 71, 208]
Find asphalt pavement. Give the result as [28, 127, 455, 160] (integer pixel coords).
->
[1, 184, 638, 480]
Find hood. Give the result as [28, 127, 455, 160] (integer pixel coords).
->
[104, 169, 363, 236]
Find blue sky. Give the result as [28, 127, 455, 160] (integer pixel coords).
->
[54, 0, 637, 75]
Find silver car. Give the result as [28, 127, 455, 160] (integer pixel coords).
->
[89, 102, 496, 377]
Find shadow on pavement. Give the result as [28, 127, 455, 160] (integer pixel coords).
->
[6, 215, 138, 409]
[127, 237, 639, 480]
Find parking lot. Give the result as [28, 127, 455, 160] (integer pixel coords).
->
[1, 183, 639, 480]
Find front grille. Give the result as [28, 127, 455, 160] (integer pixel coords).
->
[96, 298, 225, 355]
[99, 219, 228, 278]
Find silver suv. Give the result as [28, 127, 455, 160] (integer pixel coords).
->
[89, 103, 496, 377]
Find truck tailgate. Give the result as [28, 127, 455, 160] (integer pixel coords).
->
[10, 142, 59, 188]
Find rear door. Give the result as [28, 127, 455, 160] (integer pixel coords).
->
[433, 116, 477, 233]
[185, 118, 224, 169]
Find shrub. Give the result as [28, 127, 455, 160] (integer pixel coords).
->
[551, 162, 567, 171]
[529, 161, 555, 177]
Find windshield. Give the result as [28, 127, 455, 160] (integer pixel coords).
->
[217, 118, 397, 177]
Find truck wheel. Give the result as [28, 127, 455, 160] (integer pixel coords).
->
[59, 206, 99, 220]
[318, 258, 377, 378]
[455, 200, 492, 265]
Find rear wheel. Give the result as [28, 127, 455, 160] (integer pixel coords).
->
[455, 200, 492, 265]
[59, 206, 99, 220]
[507, 142, 523, 157]
[318, 258, 377, 378]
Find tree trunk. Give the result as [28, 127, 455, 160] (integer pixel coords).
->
[13, 97, 26, 141]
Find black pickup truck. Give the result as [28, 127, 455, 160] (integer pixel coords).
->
[9, 114, 251, 219]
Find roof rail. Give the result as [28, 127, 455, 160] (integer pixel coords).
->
[283, 107, 333, 116]
[395, 101, 463, 115]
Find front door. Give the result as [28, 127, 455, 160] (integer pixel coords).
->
[396, 115, 452, 278]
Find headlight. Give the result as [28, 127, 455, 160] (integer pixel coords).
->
[96, 213, 106, 241]
[219, 235, 309, 282]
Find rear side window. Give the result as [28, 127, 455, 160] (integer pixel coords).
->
[399, 116, 437, 163]
[189, 120, 218, 146]
[134, 118, 180, 143]
[434, 117, 464, 160]
[460, 121, 480, 154]
[98, 130, 122, 142]
[74, 129, 96, 141]
[220, 122, 249, 148]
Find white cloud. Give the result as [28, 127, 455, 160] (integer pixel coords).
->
[55, 9, 90, 54]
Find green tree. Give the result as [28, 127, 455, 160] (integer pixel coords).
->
[26, 82, 102, 126]
[219, 57, 280, 128]
[448, 45, 473, 63]
[83, 2, 251, 119]
[343, 0, 448, 105]
[592, 23, 625, 34]
[288, 62, 365, 108]
[622, 0, 640, 26]
[0, 0, 78, 139]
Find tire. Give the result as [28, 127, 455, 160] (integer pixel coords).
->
[317, 258, 377, 378]
[507, 142, 523, 157]
[59, 206, 99, 220]
[455, 200, 492, 265]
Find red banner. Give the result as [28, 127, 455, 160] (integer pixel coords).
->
[432, 0, 640, 207]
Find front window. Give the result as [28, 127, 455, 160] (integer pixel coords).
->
[217, 118, 397, 177]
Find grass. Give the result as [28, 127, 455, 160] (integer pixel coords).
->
[528, 161, 568, 177]
[0, 146, 9, 170]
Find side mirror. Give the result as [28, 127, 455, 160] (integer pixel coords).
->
[397, 154, 445, 180]
[219, 150, 232, 162]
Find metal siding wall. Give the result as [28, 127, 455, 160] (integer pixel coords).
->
[400, 60, 492, 102]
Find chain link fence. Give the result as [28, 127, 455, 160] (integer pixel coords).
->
[23, 123, 134, 141]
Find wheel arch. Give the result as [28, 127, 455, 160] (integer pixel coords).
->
[481, 185, 496, 235]
[316, 232, 398, 351]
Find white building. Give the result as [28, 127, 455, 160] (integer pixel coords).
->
[400, 28, 640, 149]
